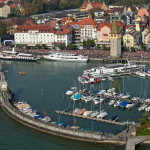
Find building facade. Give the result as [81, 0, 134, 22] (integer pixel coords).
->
[14, 21, 55, 46]
[80, 18, 97, 42]
[55, 24, 73, 46]
[0, 4, 10, 18]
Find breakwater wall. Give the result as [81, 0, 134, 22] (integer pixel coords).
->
[0, 91, 125, 144]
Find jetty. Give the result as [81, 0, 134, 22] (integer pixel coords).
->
[125, 136, 150, 150]
[55, 109, 127, 126]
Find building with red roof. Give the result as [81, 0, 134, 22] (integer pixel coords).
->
[14, 21, 55, 46]
[79, 18, 97, 42]
[55, 23, 73, 46]
[137, 8, 150, 17]
[80, 1, 107, 12]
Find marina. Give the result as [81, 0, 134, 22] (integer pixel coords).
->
[1, 60, 150, 150]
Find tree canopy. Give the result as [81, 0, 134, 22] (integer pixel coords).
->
[0, 21, 7, 38]
[20, 0, 150, 16]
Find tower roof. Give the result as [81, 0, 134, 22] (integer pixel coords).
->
[110, 18, 121, 34]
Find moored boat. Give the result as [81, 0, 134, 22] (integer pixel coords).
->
[43, 52, 89, 62]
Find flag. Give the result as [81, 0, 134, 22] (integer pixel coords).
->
[74, 117, 76, 125]
[45, 111, 46, 117]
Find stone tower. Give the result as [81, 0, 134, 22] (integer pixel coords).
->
[110, 18, 121, 58]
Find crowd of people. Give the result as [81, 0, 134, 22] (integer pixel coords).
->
[1, 46, 150, 60]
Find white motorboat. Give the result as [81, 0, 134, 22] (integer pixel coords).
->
[93, 97, 104, 105]
[66, 90, 74, 96]
[145, 106, 150, 112]
[73, 108, 80, 114]
[82, 95, 94, 103]
[126, 102, 135, 109]
[114, 100, 121, 107]
[107, 88, 115, 93]
[121, 93, 130, 99]
[104, 92, 112, 97]
[138, 72, 146, 77]
[144, 99, 150, 103]
[83, 111, 92, 116]
[97, 110, 108, 119]
[98, 90, 106, 95]
[109, 99, 115, 106]
[138, 104, 148, 111]
[90, 111, 99, 118]
[108, 77, 113, 81]
[132, 97, 140, 101]
[43, 52, 89, 62]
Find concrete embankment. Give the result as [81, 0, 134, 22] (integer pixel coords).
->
[0, 91, 124, 144]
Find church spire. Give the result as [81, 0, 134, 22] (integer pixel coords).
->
[110, 18, 121, 34]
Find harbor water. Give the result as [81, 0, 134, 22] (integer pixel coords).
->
[1, 60, 150, 150]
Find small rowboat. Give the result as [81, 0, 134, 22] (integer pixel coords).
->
[19, 72, 26, 75]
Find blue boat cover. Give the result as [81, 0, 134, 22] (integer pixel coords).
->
[119, 101, 128, 107]
[93, 91, 99, 94]
[61, 123, 67, 127]
[73, 94, 82, 99]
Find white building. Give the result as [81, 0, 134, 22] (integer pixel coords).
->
[55, 24, 73, 46]
[14, 21, 55, 46]
[0, 4, 10, 18]
[80, 18, 97, 42]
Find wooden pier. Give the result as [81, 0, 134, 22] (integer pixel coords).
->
[55, 109, 127, 126]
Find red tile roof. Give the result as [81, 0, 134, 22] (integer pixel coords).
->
[125, 25, 136, 29]
[55, 23, 73, 34]
[97, 21, 125, 31]
[97, 22, 112, 31]
[61, 17, 74, 25]
[15, 21, 55, 33]
[80, 18, 97, 28]
[81, 1, 103, 9]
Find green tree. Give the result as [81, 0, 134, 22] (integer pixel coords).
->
[86, 39, 95, 48]
[141, 44, 147, 51]
[131, 47, 135, 52]
[0, 21, 7, 38]
[59, 45, 66, 50]
[102, 44, 107, 50]
[67, 44, 77, 50]
[36, 44, 42, 49]
[83, 40, 86, 48]
[122, 46, 128, 52]
[139, 112, 149, 125]
[42, 44, 47, 49]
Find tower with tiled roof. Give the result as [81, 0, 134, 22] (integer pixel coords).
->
[110, 18, 121, 58]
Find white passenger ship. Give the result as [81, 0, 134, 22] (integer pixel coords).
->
[0, 47, 40, 61]
[43, 52, 89, 62]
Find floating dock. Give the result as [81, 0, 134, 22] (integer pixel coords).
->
[55, 109, 127, 126]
